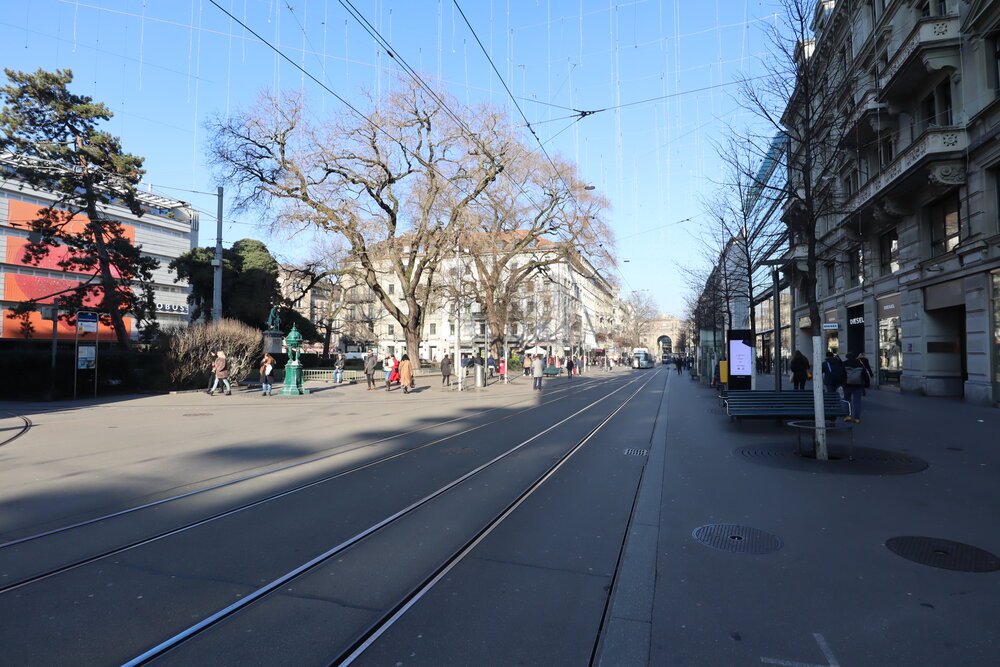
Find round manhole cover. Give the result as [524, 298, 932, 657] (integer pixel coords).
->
[692, 524, 783, 554]
[886, 537, 1000, 572]
[735, 445, 928, 475]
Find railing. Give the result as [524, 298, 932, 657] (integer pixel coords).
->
[846, 127, 967, 210]
[879, 16, 959, 90]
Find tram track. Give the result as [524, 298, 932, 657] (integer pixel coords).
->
[0, 375, 613, 595]
[120, 369, 662, 666]
[0, 411, 33, 448]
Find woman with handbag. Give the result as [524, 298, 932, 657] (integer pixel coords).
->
[789, 350, 810, 390]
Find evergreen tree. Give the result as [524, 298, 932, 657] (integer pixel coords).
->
[0, 68, 159, 349]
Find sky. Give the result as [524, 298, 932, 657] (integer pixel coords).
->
[1, 0, 782, 317]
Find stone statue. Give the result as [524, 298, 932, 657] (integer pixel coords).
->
[266, 306, 281, 331]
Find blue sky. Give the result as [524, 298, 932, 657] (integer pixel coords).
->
[2, 0, 780, 317]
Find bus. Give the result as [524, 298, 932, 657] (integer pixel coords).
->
[631, 347, 656, 369]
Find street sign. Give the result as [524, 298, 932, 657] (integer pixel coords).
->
[77, 311, 98, 333]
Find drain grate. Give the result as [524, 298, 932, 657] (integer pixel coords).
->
[624, 448, 648, 456]
[886, 536, 1000, 572]
[692, 524, 783, 554]
[735, 445, 928, 475]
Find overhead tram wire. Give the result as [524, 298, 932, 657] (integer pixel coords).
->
[450, 0, 633, 292]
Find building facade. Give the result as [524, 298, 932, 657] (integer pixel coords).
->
[0, 158, 197, 340]
[784, 0, 1000, 405]
[340, 243, 621, 363]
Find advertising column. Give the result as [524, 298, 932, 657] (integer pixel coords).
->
[727, 328, 753, 390]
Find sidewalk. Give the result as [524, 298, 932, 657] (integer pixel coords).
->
[607, 372, 1000, 665]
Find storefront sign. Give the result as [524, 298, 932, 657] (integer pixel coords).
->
[824, 309, 838, 323]
[822, 323, 839, 331]
[877, 293, 901, 319]
[155, 303, 190, 315]
[849, 316, 865, 325]
[798, 316, 811, 329]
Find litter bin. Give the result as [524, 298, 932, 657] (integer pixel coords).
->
[475, 364, 486, 388]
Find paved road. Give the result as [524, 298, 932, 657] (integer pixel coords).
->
[1, 368, 998, 666]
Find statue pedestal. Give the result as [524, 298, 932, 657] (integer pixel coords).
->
[263, 329, 284, 354]
[279, 359, 310, 395]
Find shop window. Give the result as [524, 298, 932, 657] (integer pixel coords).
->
[879, 229, 899, 275]
[929, 192, 961, 255]
[848, 246, 864, 287]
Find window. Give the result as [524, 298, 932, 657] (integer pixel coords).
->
[387, 284, 394, 294]
[388, 324, 395, 336]
[920, 80, 952, 131]
[429, 323, 436, 335]
[450, 323, 455, 335]
[879, 135, 894, 167]
[988, 34, 1000, 92]
[920, 0, 947, 17]
[879, 230, 899, 275]
[825, 263, 836, 292]
[929, 192, 961, 255]
[511, 324, 518, 335]
[478, 323, 486, 335]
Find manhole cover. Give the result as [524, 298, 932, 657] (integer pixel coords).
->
[624, 448, 648, 456]
[735, 445, 928, 475]
[692, 524, 783, 554]
[183, 413, 213, 417]
[886, 537, 1000, 572]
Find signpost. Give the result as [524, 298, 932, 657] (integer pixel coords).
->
[75, 311, 99, 399]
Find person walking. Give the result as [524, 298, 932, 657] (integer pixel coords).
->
[565, 357, 574, 379]
[789, 350, 811, 390]
[531, 354, 544, 391]
[674, 356, 683, 374]
[363, 351, 378, 390]
[440, 354, 453, 388]
[383, 354, 393, 386]
[842, 351, 872, 423]
[208, 350, 232, 396]
[487, 355, 496, 379]
[821, 351, 846, 394]
[259, 353, 275, 396]
[333, 353, 345, 384]
[398, 354, 414, 395]
[386, 354, 400, 391]
[498, 357, 506, 382]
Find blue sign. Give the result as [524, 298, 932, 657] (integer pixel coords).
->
[77, 311, 98, 333]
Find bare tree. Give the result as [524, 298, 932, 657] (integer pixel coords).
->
[622, 291, 659, 349]
[456, 146, 613, 358]
[735, 0, 855, 457]
[208, 78, 510, 362]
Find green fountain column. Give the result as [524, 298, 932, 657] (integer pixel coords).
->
[279, 324, 310, 395]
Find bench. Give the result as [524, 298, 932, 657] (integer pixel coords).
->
[724, 390, 851, 425]
[543, 366, 562, 377]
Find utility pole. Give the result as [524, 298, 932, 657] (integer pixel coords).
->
[212, 186, 224, 322]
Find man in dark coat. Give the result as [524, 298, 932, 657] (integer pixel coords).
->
[440, 354, 453, 388]
[821, 351, 846, 394]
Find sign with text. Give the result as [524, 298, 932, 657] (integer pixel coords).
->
[726, 329, 753, 390]
[77, 344, 96, 370]
[77, 311, 98, 333]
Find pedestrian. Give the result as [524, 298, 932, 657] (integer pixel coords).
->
[487, 354, 496, 378]
[334, 353, 345, 384]
[386, 354, 399, 391]
[498, 357, 506, 382]
[259, 353, 275, 396]
[383, 354, 393, 385]
[363, 351, 378, 390]
[565, 357, 574, 379]
[674, 356, 683, 374]
[842, 351, 872, 423]
[858, 352, 874, 380]
[821, 351, 845, 394]
[398, 354, 414, 395]
[208, 350, 232, 396]
[440, 354, 453, 387]
[523, 354, 531, 377]
[531, 354, 544, 391]
[789, 350, 811, 390]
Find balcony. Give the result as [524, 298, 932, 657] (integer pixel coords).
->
[879, 16, 960, 99]
[846, 126, 967, 211]
[842, 89, 888, 148]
